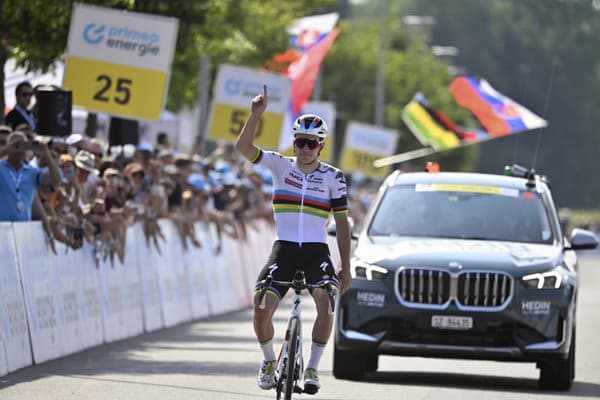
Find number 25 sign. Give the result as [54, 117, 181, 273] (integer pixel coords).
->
[207, 64, 291, 150]
[63, 4, 178, 120]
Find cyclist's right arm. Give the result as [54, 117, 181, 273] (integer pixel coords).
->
[235, 84, 267, 161]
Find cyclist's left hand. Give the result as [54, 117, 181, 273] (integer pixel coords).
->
[337, 268, 352, 294]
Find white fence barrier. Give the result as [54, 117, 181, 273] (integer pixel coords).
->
[0, 224, 32, 374]
[0, 219, 275, 377]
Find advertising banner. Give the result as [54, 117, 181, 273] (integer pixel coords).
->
[51, 242, 86, 356]
[122, 227, 144, 338]
[207, 64, 291, 150]
[78, 244, 104, 349]
[340, 122, 398, 179]
[155, 220, 192, 327]
[63, 3, 179, 120]
[134, 224, 164, 332]
[0, 224, 32, 374]
[13, 223, 62, 363]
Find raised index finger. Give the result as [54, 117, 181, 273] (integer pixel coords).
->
[263, 84, 268, 103]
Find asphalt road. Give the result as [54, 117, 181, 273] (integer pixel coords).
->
[1, 254, 599, 400]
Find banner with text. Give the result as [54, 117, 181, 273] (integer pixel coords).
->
[341, 122, 398, 179]
[63, 3, 178, 120]
[207, 64, 291, 150]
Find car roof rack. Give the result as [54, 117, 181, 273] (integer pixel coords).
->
[503, 164, 550, 188]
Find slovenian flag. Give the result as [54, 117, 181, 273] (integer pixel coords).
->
[450, 76, 547, 136]
[274, 13, 340, 152]
[287, 12, 339, 52]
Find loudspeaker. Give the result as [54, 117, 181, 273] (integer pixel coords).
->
[36, 86, 72, 137]
[108, 116, 139, 146]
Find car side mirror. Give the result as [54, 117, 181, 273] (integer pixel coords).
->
[566, 228, 599, 250]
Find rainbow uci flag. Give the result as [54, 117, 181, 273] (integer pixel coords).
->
[401, 93, 487, 150]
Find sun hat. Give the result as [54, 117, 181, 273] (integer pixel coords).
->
[74, 150, 99, 175]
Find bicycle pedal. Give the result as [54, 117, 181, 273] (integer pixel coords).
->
[294, 385, 304, 394]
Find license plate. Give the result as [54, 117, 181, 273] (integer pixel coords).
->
[431, 315, 473, 330]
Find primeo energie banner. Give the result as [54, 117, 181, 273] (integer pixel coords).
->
[341, 122, 398, 179]
[63, 3, 179, 120]
[207, 64, 291, 150]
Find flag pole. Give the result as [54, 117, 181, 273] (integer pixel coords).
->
[373, 128, 543, 168]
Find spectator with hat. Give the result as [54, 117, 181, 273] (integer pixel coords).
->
[135, 141, 154, 168]
[74, 150, 99, 204]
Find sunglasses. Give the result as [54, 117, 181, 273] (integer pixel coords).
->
[294, 138, 322, 150]
[19, 91, 34, 97]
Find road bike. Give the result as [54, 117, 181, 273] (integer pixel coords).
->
[257, 270, 336, 400]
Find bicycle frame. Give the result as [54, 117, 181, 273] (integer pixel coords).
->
[257, 270, 336, 399]
[276, 288, 304, 396]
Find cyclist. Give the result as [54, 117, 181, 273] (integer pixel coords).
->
[235, 84, 352, 394]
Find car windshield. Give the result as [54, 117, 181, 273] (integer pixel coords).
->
[368, 183, 554, 244]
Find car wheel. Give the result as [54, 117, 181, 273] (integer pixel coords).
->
[539, 329, 575, 390]
[333, 345, 366, 380]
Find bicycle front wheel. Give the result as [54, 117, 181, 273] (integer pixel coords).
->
[284, 317, 299, 400]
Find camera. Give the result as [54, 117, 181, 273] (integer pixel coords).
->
[16, 141, 35, 151]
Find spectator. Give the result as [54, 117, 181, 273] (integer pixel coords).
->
[5, 81, 36, 131]
[123, 162, 147, 205]
[0, 131, 61, 221]
[135, 141, 154, 168]
[74, 150, 98, 204]
[157, 148, 174, 165]
[164, 163, 183, 212]
[15, 123, 34, 140]
[89, 138, 105, 170]
[0, 125, 12, 149]
[155, 131, 172, 153]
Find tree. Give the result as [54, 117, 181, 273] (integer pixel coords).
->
[403, 0, 600, 208]
[321, 11, 477, 171]
[1, 0, 334, 112]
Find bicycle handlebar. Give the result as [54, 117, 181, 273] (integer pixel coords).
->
[257, 274, 337, 314]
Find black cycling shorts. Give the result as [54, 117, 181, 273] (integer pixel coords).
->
[255, 240, 340, 300]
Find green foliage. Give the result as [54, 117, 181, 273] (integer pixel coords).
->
[401, 0, 600, 207]
[1, 0, 334, 111]
[321, 16, 477, 171]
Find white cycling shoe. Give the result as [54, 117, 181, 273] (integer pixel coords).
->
[257, 360, 276, 390]
[303, 368, 320, 394]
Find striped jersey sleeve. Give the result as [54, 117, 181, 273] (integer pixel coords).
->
[330, 170, 348, 215]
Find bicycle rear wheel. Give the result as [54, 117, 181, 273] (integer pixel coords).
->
[284, 317, 299, 400]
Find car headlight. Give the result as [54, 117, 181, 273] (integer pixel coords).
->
[351, 261, 388, 281]
[522, 267, 566, 289]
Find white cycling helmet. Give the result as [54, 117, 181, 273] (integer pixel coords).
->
[292, 114, 328, 140]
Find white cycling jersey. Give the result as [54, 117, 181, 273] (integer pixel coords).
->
[252, 148, 348, 245]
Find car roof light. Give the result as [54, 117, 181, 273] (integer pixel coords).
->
[426, 162, 440, 173]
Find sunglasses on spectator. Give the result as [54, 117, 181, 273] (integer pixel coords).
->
[293, 138, 322, 150]
[19, 91, 34, 97]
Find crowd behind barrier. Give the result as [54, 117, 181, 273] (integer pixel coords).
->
[0, 218, 277, 376]
[0, 125, 378, 264]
